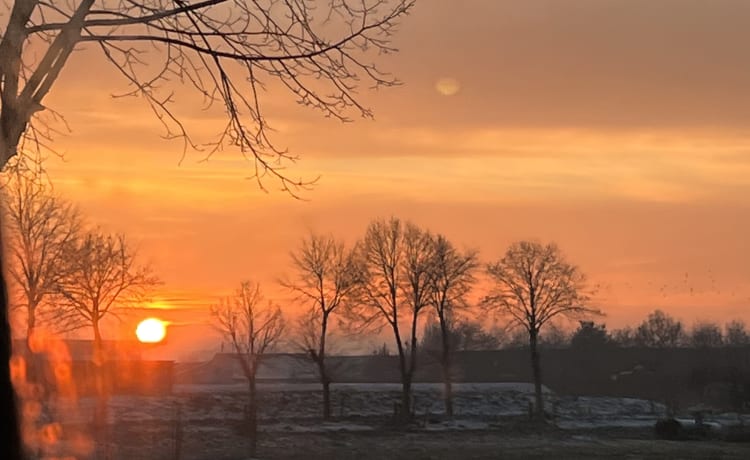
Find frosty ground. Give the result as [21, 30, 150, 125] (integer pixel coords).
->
[50, 383, 750, 459]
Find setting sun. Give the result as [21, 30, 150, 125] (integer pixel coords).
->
[135, 318, 167, 344]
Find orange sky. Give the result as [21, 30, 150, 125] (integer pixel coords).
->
[17, 0, 750, 360]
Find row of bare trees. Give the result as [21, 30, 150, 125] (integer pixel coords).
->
[610, 312, 749, 349]
[1, 0, 416, 457]
[2, 166, 158, 356]
[213, 216, 596, 430]
[1, 164, 158, 454]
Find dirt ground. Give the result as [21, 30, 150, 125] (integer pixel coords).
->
[97, 420, 750, 460]
[34, 386, 750, 459]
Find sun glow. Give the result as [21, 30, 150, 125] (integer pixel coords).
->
[135, 318, 167, 344]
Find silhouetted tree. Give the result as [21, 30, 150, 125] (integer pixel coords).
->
[538, 322, 571, 349]
[0, 0, 415, 188]
[725, 320, 750, 346]
[2, 163, 83, 344]
[500, 327, 531, 349]
[283, 232, 357, 420]
[421, 319, 501, 353]
[56, 230, 158, 442]
[0, 2, 414, 454]
[611, 326, 637, 347]
[372, 342, 391, 356]
[426, 234, 478, 416]
[211, 281, 285, 457]
[634, 310, 684, 348]
[348, 217, 432, 420]
[690, 321, 723, 348]
[482, 240, 596, 420]
[57, 232, 158, 356]
[570, 321, 611, 349]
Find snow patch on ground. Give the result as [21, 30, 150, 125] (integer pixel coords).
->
[49, 382, 749, 434]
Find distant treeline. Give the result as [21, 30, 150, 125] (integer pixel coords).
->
[409, 310, 749, 356]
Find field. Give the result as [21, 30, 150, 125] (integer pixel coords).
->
[41, 383, 750, 459]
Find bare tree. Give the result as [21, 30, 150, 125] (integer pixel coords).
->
[2, 165, 82, 345]
[282, 232, 357, 420]
[482, 240, 596, 420]
[689, 321, 723, 348]
[725, 320, 750, 346]
[426, 234, 477, 417]
[537, 321, 570, 349]
[55, 229, 158, 451]
[570, 321, 611, 349]
[0, 0, 415, 189]
[57, 231, 159, 354]
[634, 310, 684, 348]
[211, 280, 284, 457]
[0, 4, 414, 452]
[348, 217, 432, 420]
[422, 318, 501, 352]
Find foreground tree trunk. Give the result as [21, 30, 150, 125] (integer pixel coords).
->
[401, 378, 412, 420]
[394, 328, 413, 421]
[0, 222, 23, 459]
[441, 354, 454, 417]
[92, 320, 109, 455]
[439, 315, 454, 417]
[248, 375, 258, 457]
[529, 329, 545, 420]
[322, 378, 331, 421]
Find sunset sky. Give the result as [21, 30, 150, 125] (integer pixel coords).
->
[24, 0, 750, 360]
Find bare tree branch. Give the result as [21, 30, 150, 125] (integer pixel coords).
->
[281, 231, 356, 419]
[1, 158, 84, 340]
[0, 0, 416, 195]
[55, 230, 160, 360]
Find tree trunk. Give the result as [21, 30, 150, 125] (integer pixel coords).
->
[0, 221, 23, 460]
[441, 356, 454, 417]
[248, 376, 258, 457]
[319, 314, 331, 420]
[393, 322, 412, 422]
[322, 379, 331, 420]
[439, 314, 454, 417]
[529, 329, 545, 420]
[26, 305, 35, 348]
[400, 377, 412, 421]
[92, 320, 109, 455]
[25, 304, 39, 385]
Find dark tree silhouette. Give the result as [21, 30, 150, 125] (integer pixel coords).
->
[211, 281, 284, 457]
[2, 163, 82, 344]
[689, 321, 723, 348]
[725, 320, 750, 346]
[0, 0, 415, 189]
[348, 217, 432, 420]
[611, 326, 637, 347]
[0, 2, 414, 454]
[570, 321, 611, 349]
[426, 234, 478, 416]
[634, 310, 684, 348]
[482, 240, 597, 420]
[537, 321, 571, 349]
[56, 230, 159, 449]
[57, 231, 159, 356]
[421, 319, 500, 352]
[283, 232, 357, 420]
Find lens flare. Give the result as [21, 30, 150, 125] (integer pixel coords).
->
[435, 77, 460, 96]
[135, 318, 167, 343]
